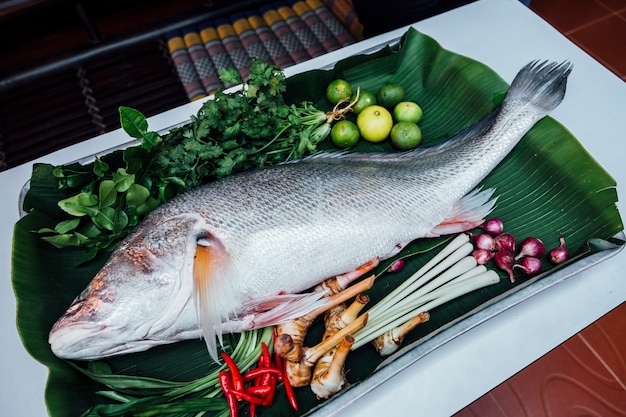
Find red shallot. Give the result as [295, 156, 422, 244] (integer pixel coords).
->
[494, 250, 515, 283]
[515, 237, 546, 260]
[473, 233, 496, 251]
[494, 233, 516, 253]
[387, 259, 405, 273]
[514, 256, 542, 276]
[472, 249, 495, 265]
[482, 218, 504, 236]
[549, 236, 569, 264]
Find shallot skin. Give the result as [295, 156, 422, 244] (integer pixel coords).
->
[473, 233, 496, 251]
[482, 218, 504, 236]
[515, 236, 545, 260]
[387, 259, 405, 273]
[514, 256, 542, 276]
[472, 249, 495, 265]
[494, 251, 516, 283]
[494, 233, 516, 253]
[549, 236, 569, 264]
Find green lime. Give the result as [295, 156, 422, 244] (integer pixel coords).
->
[351, 89, 377, 114]
[357, 105, 393, 143]
[393, 101, 423, 123]
[326, 79, 353, 105]
[390, 121, 422, 150]
[331, 120, 360, 148]
[376, 83, 405, 109]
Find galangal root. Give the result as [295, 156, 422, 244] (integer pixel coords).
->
[371, 311, 430, 356]
[310, 294, 369, 398]
[275, 259, 377, 390]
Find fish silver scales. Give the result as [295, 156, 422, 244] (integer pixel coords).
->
[49, 60, 572, 362]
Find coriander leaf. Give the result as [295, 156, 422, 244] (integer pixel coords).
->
[219, 68, 241, 85]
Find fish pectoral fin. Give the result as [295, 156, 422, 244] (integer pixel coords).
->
[430, 188, 498, 236]
[194, 240, 233, 362]
[243, 292, 327, 329]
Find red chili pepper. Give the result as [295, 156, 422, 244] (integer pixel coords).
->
[283, 360, 298, 411]
[219, 371, 239, 417]
[246, 385, 273, 396]
[229, 390, 266, 405]
[242, 367, 283, 381]
[262, 374, 277, 406]
[249, 403, 256, 417]
[261, 342, 271, 367]
[221, 352, 245, 393]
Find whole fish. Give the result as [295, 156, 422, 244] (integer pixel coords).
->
[49, 61, 572, 362]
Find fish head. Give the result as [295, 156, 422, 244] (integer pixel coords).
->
[49, 213, 204, 360]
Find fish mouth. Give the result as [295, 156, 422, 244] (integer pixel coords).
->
[48, 322, 158, 360]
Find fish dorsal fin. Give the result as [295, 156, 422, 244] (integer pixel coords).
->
[429, 188, 497, 236]
[193, 238, 234, 362]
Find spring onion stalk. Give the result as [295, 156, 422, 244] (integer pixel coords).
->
[83, 327, 274, 416]
[352, 234, 501, 350]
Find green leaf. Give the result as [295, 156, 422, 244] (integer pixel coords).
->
[136, 197, 159, 216]
[98, 180, 117, 208]
[41, 233, 83, 248]
[112, 168, 135, 193]
[119, 106, 148, 139]
[142, 131, 161, 152]
[125, 183, 150, 207]
[93, 158, 110, 177]
[93, 207, 116, 231]
[218, 67, 241, 85]
[112, 208, 129, 234]
[58, 192, 99, 217]
[54, 218, 81, 234]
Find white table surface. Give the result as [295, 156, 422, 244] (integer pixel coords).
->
[1, 0, 625, 415]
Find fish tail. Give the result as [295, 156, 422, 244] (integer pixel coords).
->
[505, 60, 573, 113]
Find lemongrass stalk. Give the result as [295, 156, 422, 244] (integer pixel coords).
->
[366, 236, 472, 319]
[380, 256, 477, 322]
[353, 270, 500, 349]
[356, 258, 479, 343]
[359, 264, 491, 342]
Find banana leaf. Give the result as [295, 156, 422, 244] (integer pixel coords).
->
[12, 28, 623, 417]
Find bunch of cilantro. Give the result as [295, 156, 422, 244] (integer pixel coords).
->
[39, 58, 332, 262]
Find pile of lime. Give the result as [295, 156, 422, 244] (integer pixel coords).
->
[325, 79, 424, 150]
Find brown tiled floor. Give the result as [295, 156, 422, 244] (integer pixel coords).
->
[455, 1, 626, 415]
[531, 0, 626, 80]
